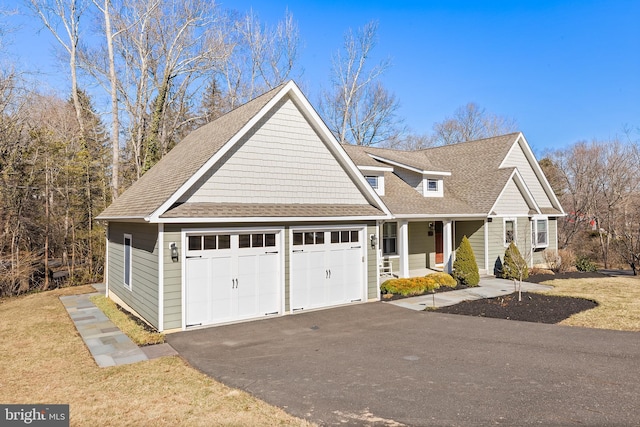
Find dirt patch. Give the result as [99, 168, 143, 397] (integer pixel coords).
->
[432, 292, 598, 324]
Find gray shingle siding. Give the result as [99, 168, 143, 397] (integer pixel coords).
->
[408, 222, 429, 270]
[108, 222, 159, 329]
[455, 220, 485, 272]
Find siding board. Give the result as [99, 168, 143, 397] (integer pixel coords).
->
[180, 97, 368, 205]
[503, 142, 553, 208]
[108, 222, 160, 329]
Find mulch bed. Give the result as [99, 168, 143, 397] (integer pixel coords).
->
[525, 271, 607, 284]
[433, 292, 598, 324]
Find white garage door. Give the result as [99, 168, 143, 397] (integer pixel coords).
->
[185, 231, 281, 328]
[290, 227, 365, 312]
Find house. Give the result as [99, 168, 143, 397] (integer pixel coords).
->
[97, 81, 564, 332]
[342, 133, 565, 278]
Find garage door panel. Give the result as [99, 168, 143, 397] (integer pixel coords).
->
[236, 254, 259, 318]
[185, 258, 211, 326]
[208, 256, 235, 323]
[308, 251, 328, 309]
[185, 231, 282, 328]
[344, 248, 363, 302]
[258, 253, 280, 315]
[290, 227, 365, 312]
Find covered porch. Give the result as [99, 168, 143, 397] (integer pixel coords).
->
[380, 218, 488, 278]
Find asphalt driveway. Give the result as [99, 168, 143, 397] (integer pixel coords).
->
[167, 303, 640, 426]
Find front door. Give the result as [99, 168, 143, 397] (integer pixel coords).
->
[435, 221, 443, 264]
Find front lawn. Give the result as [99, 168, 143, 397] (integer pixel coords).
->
[435, 275, 640, 331]
[0, 286, 312, 426]
[540, 275, 640, 331]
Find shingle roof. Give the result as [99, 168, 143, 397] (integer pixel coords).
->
[97, 84, 288, 220]
[161, 203, 384, 218]
[344, 133, 523, 216]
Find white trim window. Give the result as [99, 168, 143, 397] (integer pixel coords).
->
[123, 234, 132, 290]
[382, 222, 397, 255]
[504, 219, 516, 246]
[532, 218, 548, 247]
[365, 175, 379, 189]
[426, 179, 438, 192]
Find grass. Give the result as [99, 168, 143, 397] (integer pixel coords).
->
[539, 275, 640, 331]
[89, 295, 164, 346]
[0, 285, 313, 427]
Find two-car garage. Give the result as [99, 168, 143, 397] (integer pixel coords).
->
[184, 226, 368, 328]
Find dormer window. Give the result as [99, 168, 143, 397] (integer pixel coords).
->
[365, 176, 379, 189]
[423, 176, 444, 197]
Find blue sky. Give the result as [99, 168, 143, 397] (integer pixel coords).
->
[4, 0, 639, 155]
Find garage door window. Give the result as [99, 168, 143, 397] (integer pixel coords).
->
[239, 233, 277, 248]
[331, 230, 359, 244]
[188, 234, 231, 251]
[293, 231, 324, 245]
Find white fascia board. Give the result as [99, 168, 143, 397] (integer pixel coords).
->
[155, 215, 392, 224]
[286, 84, 392, 217]
[392, 213, 488, 220]
[358, 165, 394, 172]
[367, 154, 452, 176]
[98, 216, 149, 223]
[147, 81, 299, 223]
[500, 133, 565, 215]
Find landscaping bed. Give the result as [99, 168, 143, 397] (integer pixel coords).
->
[381, 282, 472, 301]
[433, 292, 598, 324]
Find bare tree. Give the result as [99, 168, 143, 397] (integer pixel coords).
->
[89, 0, 224, 178]
[25, 0, 89, 136]
[320, 20, 403, 146]
[213, 8, 301, 111]
[549, 139, 640, 269]
[430, 102, 518, 146]
[92, 0, 122, 199]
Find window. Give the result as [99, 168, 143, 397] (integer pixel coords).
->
[293, 231, 324, 245]
[123, 234, 132, 290]
[383, 222, 397, 255]
[533, 219, 548, 247]
[504, 219, 515, 246]
[426, 179, 438, 192]
[188, 234, 231, 251]
[365, 176, 379, 189]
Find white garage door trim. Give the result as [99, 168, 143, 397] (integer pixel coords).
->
[289, 225, 367, 313]
[181, 227, 285, 329]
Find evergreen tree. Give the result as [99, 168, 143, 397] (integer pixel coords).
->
[452, 236, 480, 286]
[502, 242, 529, 281]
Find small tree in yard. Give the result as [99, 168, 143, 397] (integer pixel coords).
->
[452, 236, 480, 287]
[502, 242, 529, 301]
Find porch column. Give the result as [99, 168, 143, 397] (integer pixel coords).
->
[442, 220, 453, 273]
[398, 220, 409, 278]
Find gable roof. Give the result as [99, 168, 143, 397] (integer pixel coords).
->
[344, 133, 564, 217]
[98, 81, 389, 222]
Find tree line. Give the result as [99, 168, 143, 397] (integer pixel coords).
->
[1, 1, 637, 297]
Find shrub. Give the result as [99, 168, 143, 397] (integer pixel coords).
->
[380, 276, 441, 296]
[452, 236, 480, 286]
[502, 242, 529, 281]
[426, 272, 457, 288]
[557, 248, 576, 273]
[576, 255, 597, 272]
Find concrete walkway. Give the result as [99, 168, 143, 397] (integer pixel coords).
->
[60, 284, 177, 367]
[387, 276, 553, 311]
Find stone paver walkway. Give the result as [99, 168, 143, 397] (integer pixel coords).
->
[387, 276, 553, 311]
[60, 284, 177, 367]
